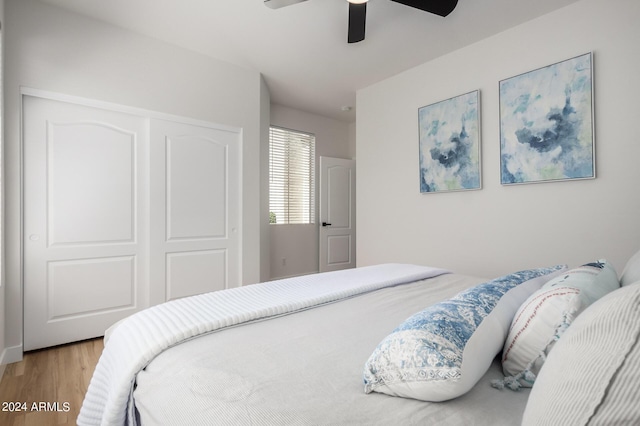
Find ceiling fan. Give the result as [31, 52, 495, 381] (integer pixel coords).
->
[264, 0, 459, 44]
[347, 0, 458, 43]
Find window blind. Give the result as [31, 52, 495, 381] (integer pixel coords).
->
[269, 126, 315, 225]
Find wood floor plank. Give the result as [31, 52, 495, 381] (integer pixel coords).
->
[0, 338, 103, 426]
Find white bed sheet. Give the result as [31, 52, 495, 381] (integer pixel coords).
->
[134, 273, 530, 425]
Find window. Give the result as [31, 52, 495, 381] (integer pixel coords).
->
[269, 126, 315, 224]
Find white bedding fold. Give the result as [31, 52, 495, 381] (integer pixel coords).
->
[77, 263, 450, 426]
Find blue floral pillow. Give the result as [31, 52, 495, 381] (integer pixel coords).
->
[363, 266, 567, 402]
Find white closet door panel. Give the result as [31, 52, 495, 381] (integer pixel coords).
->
[23, 95, 148, 351]
[48, 122, 135, 245]
[150, 119, 241, 304]
[166, 250, 227, 300]
[167, 135, 227, 240]
[48, 256, 135, 318]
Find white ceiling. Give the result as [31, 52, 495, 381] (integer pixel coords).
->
[37, 0, 581, 122]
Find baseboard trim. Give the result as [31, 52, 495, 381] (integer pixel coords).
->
[0, 344, 24, 366]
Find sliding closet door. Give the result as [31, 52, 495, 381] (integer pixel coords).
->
[23, 93, 242, 350]
[149, 119, 241, 304]
[23, 95, 149, 351]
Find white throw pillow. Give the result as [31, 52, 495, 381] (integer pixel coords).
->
[522, 282, 640, 426]
[497, 260, 619, 389]
[363, 266, 566, 402]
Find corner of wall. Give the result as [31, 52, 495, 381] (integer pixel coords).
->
[259, 75, 271, 282]
[0, 0, 6, 368]
[348, 121, 356, 160]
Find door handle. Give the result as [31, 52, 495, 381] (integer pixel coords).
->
[322, 222, 332, 227]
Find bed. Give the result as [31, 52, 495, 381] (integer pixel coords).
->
[78, 253, 640, 426]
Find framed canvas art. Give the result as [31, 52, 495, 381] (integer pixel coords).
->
[499, 53, 594, 185]
[418, 90, 481, 193]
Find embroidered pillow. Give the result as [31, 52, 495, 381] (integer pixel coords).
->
[363, 266, 567, 402]
[496, 260, 620, 390]
[522, 283, 640, 425]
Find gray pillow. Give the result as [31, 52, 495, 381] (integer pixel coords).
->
[522, 282, 640, 425]
[620, 248, 640, 286]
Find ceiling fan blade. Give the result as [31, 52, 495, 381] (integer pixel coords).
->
[348, 2, 367, 43]
[391, 0, 458, 17]
[263, 0, 308, 9]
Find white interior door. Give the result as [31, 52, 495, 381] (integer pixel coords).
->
[149, 119, 241, 304]
[319, 156, 356, 272]
[23, 95, 149, 351]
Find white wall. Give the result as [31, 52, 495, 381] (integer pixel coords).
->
[269, 104, 351, 279]
[3, 0, 268, 360]
[0, 0, 6, 373]
[357, 0, 640, 279]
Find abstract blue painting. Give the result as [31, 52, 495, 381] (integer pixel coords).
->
[418, 90, 481, 193]
[500, 53, 594, 185]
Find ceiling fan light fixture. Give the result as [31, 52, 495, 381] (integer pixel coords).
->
[347, 0, 369, 3]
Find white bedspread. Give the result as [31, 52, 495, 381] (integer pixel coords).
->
[134, 272, 533, 426]
[78, 264, 449, 426]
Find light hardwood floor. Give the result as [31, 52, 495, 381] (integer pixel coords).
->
[0, 338, 104, 426]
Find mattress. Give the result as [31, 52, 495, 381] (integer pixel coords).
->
[133, 273, 530, 425]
